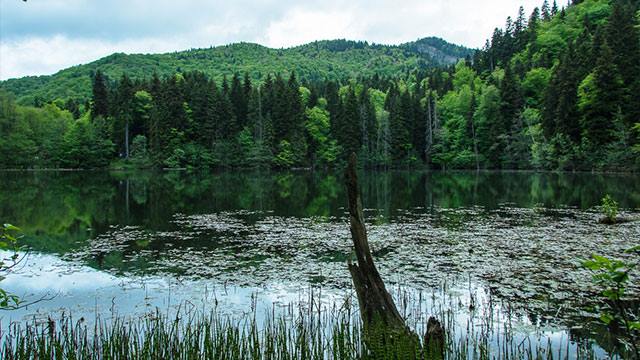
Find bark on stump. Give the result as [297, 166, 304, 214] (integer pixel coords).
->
[344, 154, 443, 359]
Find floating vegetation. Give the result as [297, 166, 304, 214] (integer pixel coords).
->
[67, 207, 639, 324]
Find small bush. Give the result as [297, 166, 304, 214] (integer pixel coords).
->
[601, 194, 619, 224]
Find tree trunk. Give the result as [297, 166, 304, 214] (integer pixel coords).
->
[345, 154, 443, 359]
[425, 94, 433, 164]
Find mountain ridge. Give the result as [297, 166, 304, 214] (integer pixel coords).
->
[1, 36, 473, 105]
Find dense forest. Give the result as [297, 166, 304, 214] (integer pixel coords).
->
[0, 37, 471, 106]
[1, 0, 639, 171]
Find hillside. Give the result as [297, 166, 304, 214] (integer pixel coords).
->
[0, 37, 472, 105]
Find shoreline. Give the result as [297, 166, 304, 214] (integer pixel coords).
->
[0, 167, 638, 175]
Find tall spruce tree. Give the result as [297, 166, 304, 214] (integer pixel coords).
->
[543, 42, 582, 142]
[499, 65, 523, 157]
[114, 74, 134, 158]
[542, 0, 551, 20]
[359, 87, 377, 161]
[230, 73, 248, 130]
[606, 0, 640, 129]
[580, 33, 622, 148]
[91, 70, 109, 119]
[217, 76, 237, 140]
[339, 86, 362, 157]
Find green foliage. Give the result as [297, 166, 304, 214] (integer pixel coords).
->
[274, 140, 296, 168]
[601, 194, 619, 222]
[129, 135, 153, 168]
[634, 123, 640, 155]
[305, 106, 341, 167]
[164, 148, 186, 169]
[0, 89, 115, 169]
[522, 68, 552, 108]
[582, 248, 639, 356]
[62, 116, 115, 169]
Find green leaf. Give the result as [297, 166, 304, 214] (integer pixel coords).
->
[624, 245, 640, 254]
[591, 254, 611, 265]
[599, 313, 614, 325]
[3, 224, 20, 231]
[582, 261, 600, 270]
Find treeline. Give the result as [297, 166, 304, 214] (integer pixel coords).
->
[1, 0, 639, 170]
[82, 69, 454, 169]
[1, 67, 455, 169]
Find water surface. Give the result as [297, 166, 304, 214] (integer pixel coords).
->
[1, 170, 639, 357]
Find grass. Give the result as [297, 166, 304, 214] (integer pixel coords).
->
[0, 286, 608, 360]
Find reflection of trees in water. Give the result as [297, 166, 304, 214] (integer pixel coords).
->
[1, 170, 639, 254]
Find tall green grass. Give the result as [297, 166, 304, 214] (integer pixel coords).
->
[1, 289, 603, 360]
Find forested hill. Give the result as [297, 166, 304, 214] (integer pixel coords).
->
[1, 0, 639, 171]
[0, 37, 472, 105]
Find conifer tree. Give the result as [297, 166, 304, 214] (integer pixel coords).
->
[606, 0, 640, 128]
[541, 0, 551, 20]
[500, 65, 522, 139]
[261, 74, 274, 120]
[286, 71, 306, 144]
[65, 99, 81, 119]
[230, 73, 248, 129]
[359, 87, 377, 160]
[514, 6, 528, 52]
[91, 70, 109, 119]
[114, 74, 134, 158]
[528, 7, 541, 45]
[148, 73, 163, 158]
[386, 86, 413, 162]
[325, 81, 341, 135]
[580, 34, 622, 148]
[338, 86, 362, 157]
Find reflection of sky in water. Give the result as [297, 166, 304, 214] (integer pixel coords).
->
[0, 252, 323, 324]
[0, 251, 608, 359]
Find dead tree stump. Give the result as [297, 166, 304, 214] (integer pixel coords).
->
[345, 154, 443, 359]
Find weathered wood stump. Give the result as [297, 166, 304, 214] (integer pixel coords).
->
[344, 154, 444, 359]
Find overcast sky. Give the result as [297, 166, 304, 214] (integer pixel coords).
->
[0, 0, 543, 80]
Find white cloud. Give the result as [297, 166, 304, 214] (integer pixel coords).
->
[1, 0, 545, 80]
[1, 35, 182, 80]
[262, 7, 364, 47]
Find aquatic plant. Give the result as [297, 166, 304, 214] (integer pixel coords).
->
[601, 194, 619, 224]
[583, 245, 640, 358]
[1, 291, 601, 360]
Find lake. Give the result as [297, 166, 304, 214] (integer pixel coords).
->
[1, 170, 639, 358]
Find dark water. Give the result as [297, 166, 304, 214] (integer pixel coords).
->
[0, 170, 639, 358]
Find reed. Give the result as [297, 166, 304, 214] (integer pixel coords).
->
[1, 288, 602, 360]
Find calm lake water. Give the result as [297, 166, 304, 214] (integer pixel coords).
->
[1, 170, 639, 358]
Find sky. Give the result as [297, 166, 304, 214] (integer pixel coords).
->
[0, 0, 543, 80]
